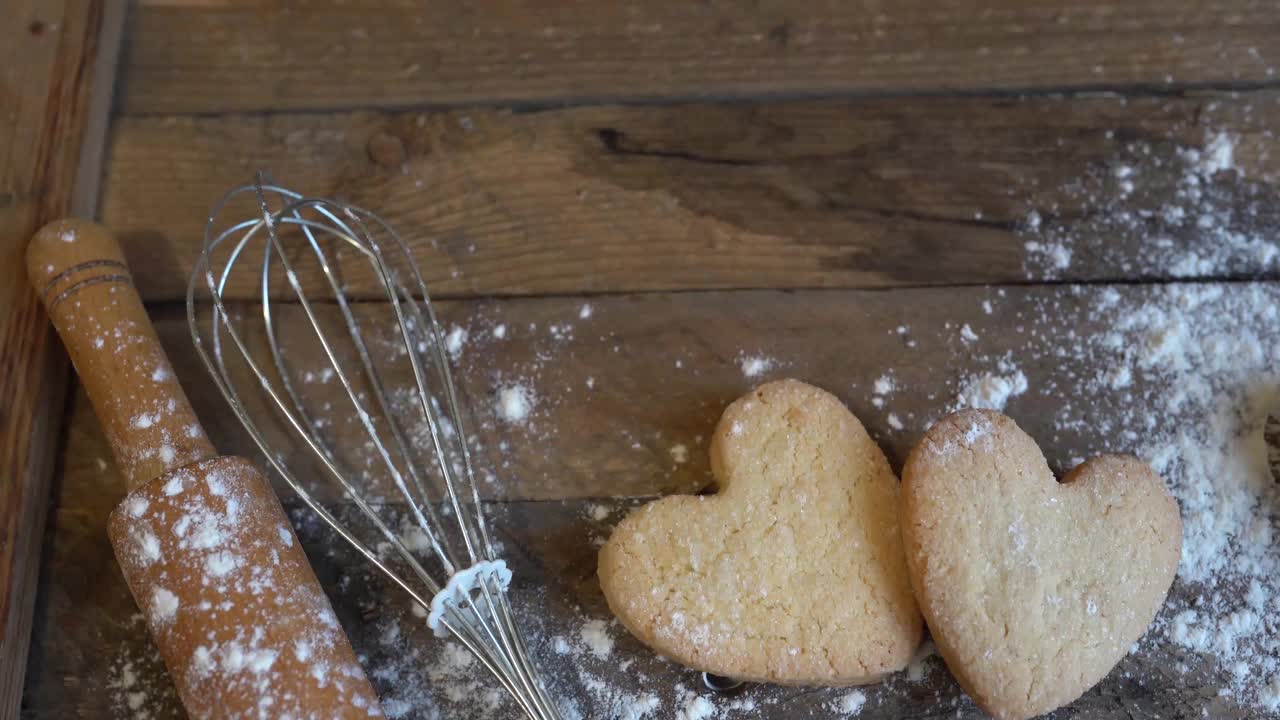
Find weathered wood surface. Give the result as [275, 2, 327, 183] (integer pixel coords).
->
[119, 0, 1280, 115]
[103, 91, 1280, 301]
[22, 286, 1261, 718]
[0, 0, 123, 716]
[169, 288, 1151, 502]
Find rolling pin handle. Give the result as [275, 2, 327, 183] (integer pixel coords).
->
[26, 220, 215, 490]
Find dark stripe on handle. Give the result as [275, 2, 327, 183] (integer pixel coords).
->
[40, 258, 129, 299]
[46, 273, 133, 310]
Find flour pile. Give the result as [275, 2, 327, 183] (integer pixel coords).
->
[1057, 283, 1280, 710]
[1017, 129, 1280, 711]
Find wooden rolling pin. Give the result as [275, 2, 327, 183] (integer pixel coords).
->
[28, 220, 384, 719]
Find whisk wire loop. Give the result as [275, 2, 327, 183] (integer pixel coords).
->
[188, 177, 563, 719]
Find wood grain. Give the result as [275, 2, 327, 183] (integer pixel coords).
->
[119, 0, 1280, 115]
[165, 284, 1270, 503]
[166, 287, 1152, 502]
[0, 1, 123, 716]
[24, 285, 1260, 718]
[102, 91, 1280, 301]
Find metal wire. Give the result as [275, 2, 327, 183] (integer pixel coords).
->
[186, 175, 564, 719]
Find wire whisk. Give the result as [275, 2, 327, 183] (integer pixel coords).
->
[187, 175, 564, 719]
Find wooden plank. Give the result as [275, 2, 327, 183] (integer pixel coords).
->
[102, 91, 1280, 301]
[23, 285, 1261, 717]
[0, 0, 124, 716]
[119, 0, 1280, 115]
[165, 289, 1136, 502]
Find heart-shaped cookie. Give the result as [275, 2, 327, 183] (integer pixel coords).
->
[598, 379, 922, 685]
[902, 410, 1181, 719]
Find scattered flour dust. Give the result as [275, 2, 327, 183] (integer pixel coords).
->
[738, 354, 776, 379]
[496, 384, 534, 423]
[830, 689, 867, 716]
[1012, 123, 1280, 713]
[1085, 284, 1280, 712]
[871, 372, 897, 409]
[873, 374, 895, 395]
[578, 618, 615, 659]
[150, 588, 179, 623]
[675, 685, 718, 720]
[108, 615, 183, 718]
[952, 363, 1028, 412]
[1022, 130, 1276, 281]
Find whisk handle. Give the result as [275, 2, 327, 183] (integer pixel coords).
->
[27, 220, 215, 490]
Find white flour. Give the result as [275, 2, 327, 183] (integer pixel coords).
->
[496, 384, 534, 423]
[578, 618, 615, 659]
[1023, 130, 1276, 282]
[1015, 126, 1280, 712]
[669, 443, 689, 464]
[107, 617, 181, 720]
[445, 326, 468, 359]
[871, 372, 896, 409]
[738, 354, 776, 378]
[830, 689, 866, 716]
[1070, 283, 1280, 711]
[952, 365, 1028, 412]
[675, 685, 719, 720]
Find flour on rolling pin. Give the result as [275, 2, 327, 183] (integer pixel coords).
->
[30, 220, 384, 719]
[72, 303, 204, 476]
[30, 221, 214, 491]
[110, 457, 383, 717]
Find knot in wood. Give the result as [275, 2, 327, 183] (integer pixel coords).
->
[367, 132, 407, 169]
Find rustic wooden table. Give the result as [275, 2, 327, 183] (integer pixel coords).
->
[4, 2, 1279, 719]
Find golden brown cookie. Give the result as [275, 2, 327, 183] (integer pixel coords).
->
[598, 379, 922, 685]
[902, 410, 1182, 720]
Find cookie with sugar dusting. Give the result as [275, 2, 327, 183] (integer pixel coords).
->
[598, 379, 922, 685]
[902, 409, 1181, 720]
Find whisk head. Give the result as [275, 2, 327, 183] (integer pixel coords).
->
[187, 176, 563, 719]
